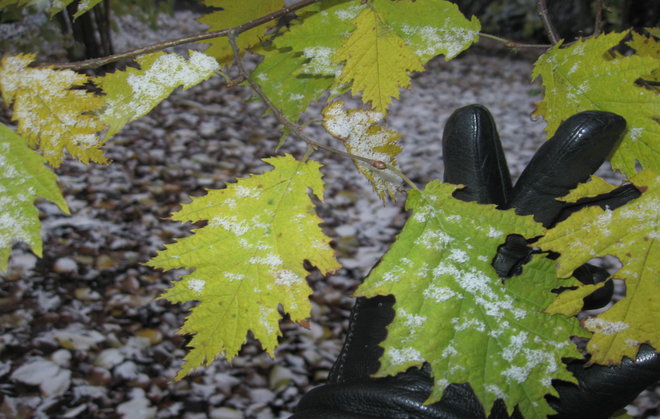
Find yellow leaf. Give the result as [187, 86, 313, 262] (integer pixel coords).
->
[333, 8, 424, 112]
[532, 32, 660, 176]
[96, 51, 219, 139]
[147, 155, 340, 379]
[0, 54, 107, 167]
[544, 282, 605, 316]
[560, 175, 618, 202]
[537, 170, 660, 364]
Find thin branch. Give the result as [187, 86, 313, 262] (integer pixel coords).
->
[50, 0, 323, 70]
[593, 0, 605, 36]
[537, 0, 560, 44]
[227, 32, 419, 191]
[479, 33, 551, 49]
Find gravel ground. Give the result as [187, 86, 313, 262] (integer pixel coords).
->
[1, 8, 658, 419]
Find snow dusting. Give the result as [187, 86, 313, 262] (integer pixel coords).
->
[302, 47, 339, 76]
[187, 279, 205, 294]
[249, 254, 283, 267]
[387, 347, 424, 366]
[398, 307, 427, 328]
[584, 318, 630, 335]
[275, 269, 302, 286]
[423, 284, 458, 302]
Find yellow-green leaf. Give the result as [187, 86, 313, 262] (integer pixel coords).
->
[322, 101, 403, 200]
[356, 181, 585, 418]
[536, 170, 660, 364]
[561, 175, 617, 202]
[545, 282, 606, 317]
[147, 155, 340, 379]
[628, 31, 660, 93]
[96, 51, 219, 139]
[0, 54, 107, 167]
[333, 7, 424, 112]
[532, 32, 660, 176]
[0, 124, 69, 270]
[198, 0, 283, 64]
[371, 0, 480, 62]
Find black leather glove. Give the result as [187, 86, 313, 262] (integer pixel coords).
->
[292, 105, 660, 418]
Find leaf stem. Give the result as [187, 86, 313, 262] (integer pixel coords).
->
[479, 33, 551, 49]
[48, 0, 325, 70]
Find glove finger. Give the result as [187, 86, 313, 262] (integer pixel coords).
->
[506, 111, 626, 227]
[327, 295, 394, 382]
[549, 344, 660, 418]
[553, 183, 641, 227]
[570, 263, 613, 310]
[442, 104, 512, 207]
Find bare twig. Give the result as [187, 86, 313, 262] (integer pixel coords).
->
[227, 32, 419, 191]
[537, 0, 560, 44]
[593, 0, 605, 36]
[479, 33, 551, 49]
[49, 0, 323, 70]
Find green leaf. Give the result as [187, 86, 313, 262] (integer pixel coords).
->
[251, 0, 356, 123]
[147, 155, 340, 379]
[252, 45, 334, 123]
[253, 0, 479, 119]
[355, 181, 585, 417]
[322, 101, 403, 200]
[272, 0, 354, 77]
[545, 282, 606, 317]
[0, 54, 107, 167]
[371, 0, 481, 63]
[536, 170, 660, 364]
[198, 0, 283, 64]
[333, 7, 424, 112]
[0, 124, 69, 271]
[532, 31, 660, 176]
[96, 51, 219, 139]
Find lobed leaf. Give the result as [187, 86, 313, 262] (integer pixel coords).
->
[333, 7, 424, 112]
[536, 170, 660, 364]
[532, 31, 660, 176]
[0, 124, 69, 270]
[96, 51, 219, 139]
[356, 181, 585, 418]
[0, 54, 108, 167]
[322, 101, 403, 200]
[147, 155, 340, 379]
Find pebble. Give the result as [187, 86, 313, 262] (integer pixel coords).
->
[53, 257, 78, 274]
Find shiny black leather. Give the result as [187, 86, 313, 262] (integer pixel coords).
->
[292, 105, 658, 418]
